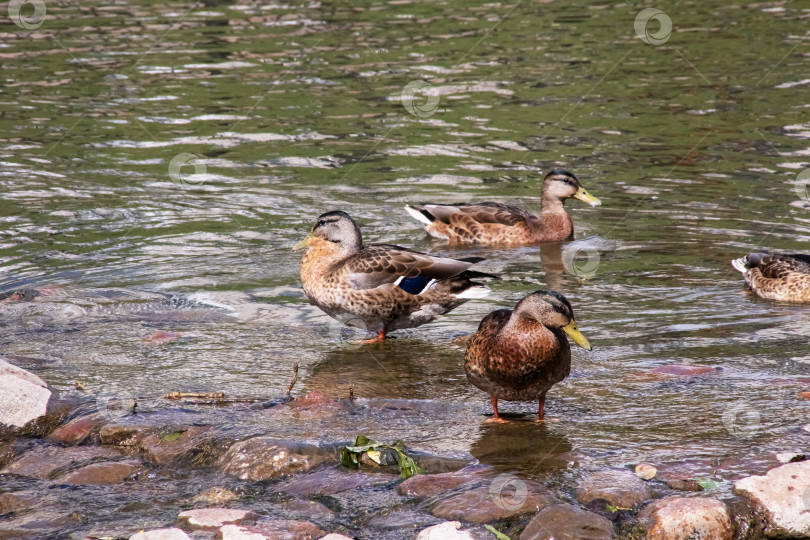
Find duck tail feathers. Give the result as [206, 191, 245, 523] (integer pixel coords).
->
[404, 204, 434, 225]
[456, 284, 491, 299]
[731, 256, 749, 273]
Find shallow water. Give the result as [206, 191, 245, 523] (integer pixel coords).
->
[2, 0, 810, 536]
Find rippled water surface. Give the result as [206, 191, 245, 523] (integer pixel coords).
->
[2, 0, 810, 536]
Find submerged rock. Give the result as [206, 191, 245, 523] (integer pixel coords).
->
[734, 461, 810, 537]
[219, 437, 332, 481]
[47, 412, 102, 445]
[576, 469, 651, 509]
[0, 358, 52, 428]
[0, 492, 36, 515]
[192, 486, 239, 505]
[130, 528, 192, 540]
[638, 497, 733, 540]
[139, 425, 214, 465]
[218, 519, 326, 539]
[176, 507, 258, 531]
[431, 480, 555, 523]
[519, 503, 615, 540]
[57, 460, 141, 485]
[398, 466, 487, 498]
[1, 444, 123, 479]
[100, 423, 153, 447]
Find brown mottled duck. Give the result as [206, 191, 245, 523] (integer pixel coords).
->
[297, 211, 496, 342]
[731, 252, 810, 302]
[404, 168, 601, 246]
[464, 290, 592, 421]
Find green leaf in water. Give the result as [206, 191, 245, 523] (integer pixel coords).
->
[339, 434, 424, 479]
[697, 477, 721, 490]
[162, 431, 183, 442]
[484, 525, 511, 540]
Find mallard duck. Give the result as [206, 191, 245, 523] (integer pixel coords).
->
[731, 252, 810, 302]
[404, 168, 601, 245]
[464, 290, 591, 421]
[297, 211, 496, 342]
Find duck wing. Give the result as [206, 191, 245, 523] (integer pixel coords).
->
[345, 243, 486, 292]
[414, 202, 534, 226]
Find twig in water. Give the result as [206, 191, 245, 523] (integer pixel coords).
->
[286, 361, 299, 397]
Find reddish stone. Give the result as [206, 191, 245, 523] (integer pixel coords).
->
[639, 497, 733, 540]
[47, 414, 102, 445]
[576, 469, 651, 509]
[0, 492, 35, 514]
[275, 467, 390, 496]
[520, 504, 615, 540]
[431, 482, 555, 523]
[219, 437, 332, 481]
[142, 331, 180, 345]
[799, 392, 810, 401]
[398, 468, 484, 497]
[138, 425, 212, 465]
[100, 424, 152, 447]
[218, 520, 325, 540]
[176, 508, 258, 531]
[1, 445, 122, 479]
[57, 460, 141, 485]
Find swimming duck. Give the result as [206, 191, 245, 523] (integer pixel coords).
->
[464, 290, 591, 421]
[404, 168, 601, 245]
[297, 211, 495, 342]
[731, 252, 810, 303]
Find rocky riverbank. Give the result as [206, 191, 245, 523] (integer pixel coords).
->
[3, 357, 810, 539]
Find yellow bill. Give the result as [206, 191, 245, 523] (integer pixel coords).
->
[573, 186, 602, 207]
[293, 234, 313, 250]
[562, 319, 592, 351]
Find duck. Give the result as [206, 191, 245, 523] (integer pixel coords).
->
[464, 290, 591, 421]
[297, 211, 496, 342]
[731, 252, 810, 302]
[404, 168, 601, 246]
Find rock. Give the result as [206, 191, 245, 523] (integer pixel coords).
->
[734, 460, 810, 536]
[218, 520, 325, 539]
[100, 423, 152, 447]
[131, 528, 192, 540]
[638, 497, 733, 540]
[398, 466, 485, 497]
[176, 508, 258, 531]
[142, 331, 180, 344]
[219, 437, 332, 481]
[193, 486, 239, 505]
[798, 392, 810, 401]
[776, 452, 806, 464]
[431, 480, 555, 523]
[57, 460, 141, 485]
[415, 521, 476, 540]
[0, 492, 36, 514]
[576, 469, 651, 509]
[321, 535, 354, 540]
[366, 509, 441, 530]
[0, 358, 52, 428]
[279, 499, 335, 520]
[652, 365, 718, 376]
[414, 452, 476, 474]
[519, 503, 615, 540]
[664, 478, 704, 492]
[1, 444, 122, 479]
[47, 413, 102, 445]
[138, 425, 213, 465]
[635, 463, 657, 480]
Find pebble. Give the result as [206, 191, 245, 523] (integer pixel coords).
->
[219, 437, 333, 481]
[176, 507, 257, 531]
[635, 463, 657, 480]
[638, 497, 733, 540]
[519, 503, 615, 540]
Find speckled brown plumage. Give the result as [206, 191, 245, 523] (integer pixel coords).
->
[405, 169, 601, 246]
[732, 252, 810, 303]
[464, 290, 591, 421]
[299, 211, 495, 341]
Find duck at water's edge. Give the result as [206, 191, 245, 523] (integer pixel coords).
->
[404, 168, 601, 246]
[465, 290, 592, 422]
[297, 211, 497, 342]
[731, 252, 810, 303]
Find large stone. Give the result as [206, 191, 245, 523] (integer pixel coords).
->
[219, 437, 332, 481]
[57, 460, 141, 485]
[130, 528, 192, 540]
[431, 481, 555, 523]
[47, 413, 102, 445]
[177, 508, 258, 531]
[138, 425, 213, 465]
[0, 492, 36, 515]
[1, 444, 122, 479]
[576, 469, 651, 509]
[0, 359, 52, 428]
[415, 521, 476, 540]
[638, 497, 733, 540]
[520, 504, 615, 540]
[275, 467, 391, 496]
[398, 467, 485, 497]
[218, 520, 325, 540]
[100, 423, 153, 447]
[734, 461, 810, 537]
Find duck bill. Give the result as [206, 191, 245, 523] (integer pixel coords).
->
[293, 234, 313, 250]
[562, 319, 592, 351]
[573, 187, 602, 207]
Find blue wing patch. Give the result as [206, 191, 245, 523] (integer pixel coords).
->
[397, 276, 435, 295]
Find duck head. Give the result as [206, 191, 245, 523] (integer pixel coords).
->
[296, 210, 364, 255]
[542, 168, 601, 207]
[514, 289, 592, 350]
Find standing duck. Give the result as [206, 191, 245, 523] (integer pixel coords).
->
[404, 168, 601, 246]
[465, 290, 591, 421]
[731, 252, 810, 302]
[297, 211, 496, 342]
